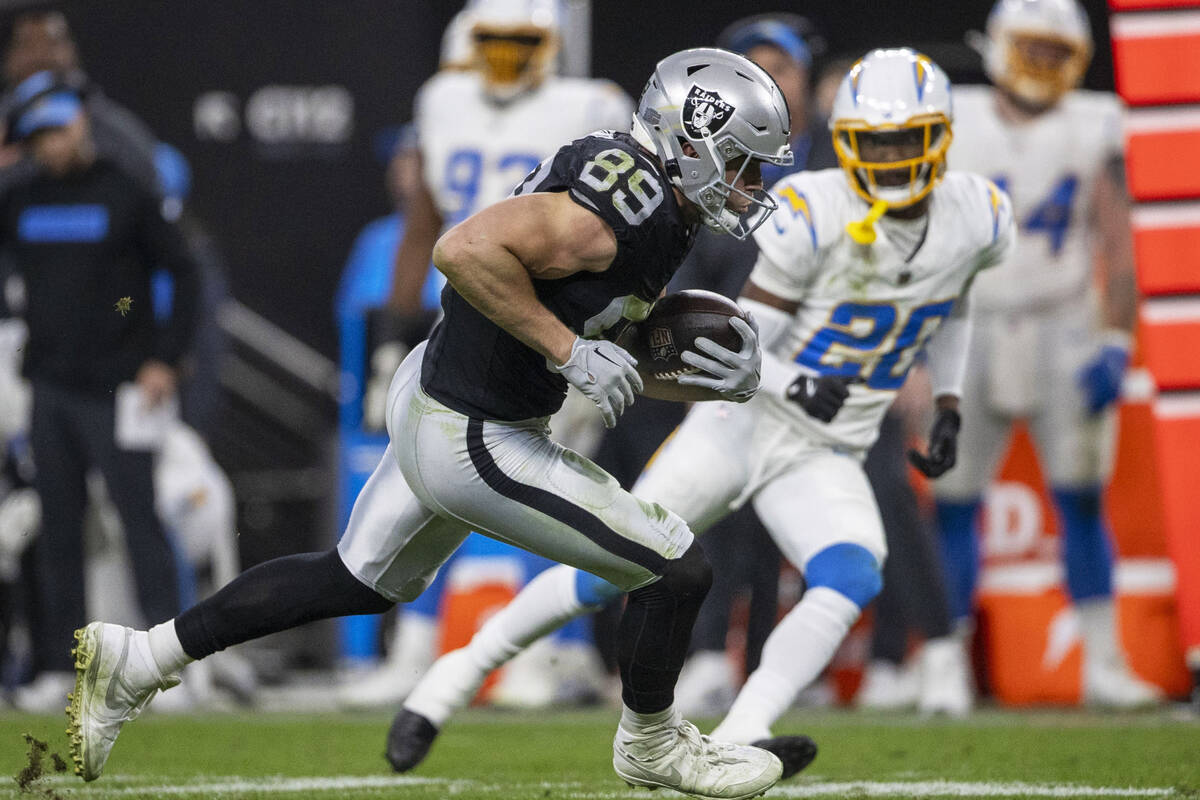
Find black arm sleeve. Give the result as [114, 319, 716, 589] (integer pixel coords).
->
[137, 195, 200, 366]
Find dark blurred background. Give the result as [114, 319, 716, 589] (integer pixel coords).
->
[51, 0, 1114, 358]
[3, 0, 1115, 621]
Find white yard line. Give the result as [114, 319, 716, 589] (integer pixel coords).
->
[13, 775, 1180, 799]
[772, 782, 1176, 798]
[24, 774, 464, 796]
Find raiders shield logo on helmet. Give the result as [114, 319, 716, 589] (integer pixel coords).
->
[682, 85, 735, 139]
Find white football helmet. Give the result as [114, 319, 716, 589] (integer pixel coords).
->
[439, 10, 477, 71]
[830, 48, 953, 210]
[985, 0, 1093, 109]
[632, 47, 793, 239]
[466, 0, 560, 99]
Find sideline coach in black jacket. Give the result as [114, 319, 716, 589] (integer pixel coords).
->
[3, 73, 198, 691]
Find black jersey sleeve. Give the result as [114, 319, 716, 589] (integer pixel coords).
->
[421, 132, 692, 422]
[511, 131, 675, 252]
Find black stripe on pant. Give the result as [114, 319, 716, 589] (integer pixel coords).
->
[466, 416, 710, 713]
[465, 417, 667, 575]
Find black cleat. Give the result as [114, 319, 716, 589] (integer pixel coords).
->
[751, 735, 818, 780]
[386, 708, 439, 772]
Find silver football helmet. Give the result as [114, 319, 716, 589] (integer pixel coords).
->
[632, 47, 793, 239]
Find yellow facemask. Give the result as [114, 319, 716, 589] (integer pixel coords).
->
[831, 114, 953, 210]
[997, 32, 1091, 109]
[471, 25, 557, 97]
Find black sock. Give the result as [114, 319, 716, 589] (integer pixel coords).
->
[175, 548, 393, 660]
[617, 542, 712, 713]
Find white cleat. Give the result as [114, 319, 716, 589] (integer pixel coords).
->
[488, 637, 561, 709]
[675, 651, 738, 718]
[336, 615, 436, 710]
[613, 718, 782, 800]
[12, 671, 76, 713]
[67, 622, 180, 781]
[917, 636, 974, 718]
[856, 660, 919, 711]
[1084, 660, 1164, 709]
[336, 660, 426, 710]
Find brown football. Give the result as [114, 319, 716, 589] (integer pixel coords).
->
[617, 289, 748, 402]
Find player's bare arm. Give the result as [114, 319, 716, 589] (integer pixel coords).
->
[388, 154, 444, 315]
[741, 279, 799, 315]
[1093, 155, 1137, 333]
[1076, 154, 1137, 414]
[433, 190, 617, 366]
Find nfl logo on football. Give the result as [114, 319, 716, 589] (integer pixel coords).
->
[648, 326, 678, 361]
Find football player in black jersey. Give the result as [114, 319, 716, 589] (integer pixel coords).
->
[68, 48, 793, 800]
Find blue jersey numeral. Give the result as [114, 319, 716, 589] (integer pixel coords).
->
[796, 299, 955, 390]
[445, 149, 541, 224]
[868, 299, 955, 389]
[993, 174, 1078, 256]
[795, 303, 896, 380]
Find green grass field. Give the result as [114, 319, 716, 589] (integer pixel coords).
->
[1, 708, 1197, 799]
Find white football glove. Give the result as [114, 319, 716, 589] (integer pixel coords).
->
[677, 315, 761, 402]
[548, 337, 643, 429]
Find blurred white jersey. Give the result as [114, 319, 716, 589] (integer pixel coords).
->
[417, 71, 633, 227]
[750, 169, 1014, 453]
[949, 86, 1123, 312]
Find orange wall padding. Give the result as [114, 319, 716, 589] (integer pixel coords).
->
[1126, 127, 1200, 201]
[1133, 222, 1200, 294]
[1114, 29, 1200, 105]
[1138, 316, 1200, 389]
[1110, 0, 1200, 9]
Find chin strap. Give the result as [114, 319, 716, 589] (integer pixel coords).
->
[846, 199, 890, 245]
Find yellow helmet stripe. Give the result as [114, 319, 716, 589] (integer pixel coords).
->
[913, 53, 933, 101]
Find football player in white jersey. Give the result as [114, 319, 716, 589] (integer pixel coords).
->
[387, 48, 1015, 780]
[342, 0, 635, 709]
[388, 0, 633, 317]
[934, 0, 1160, 710]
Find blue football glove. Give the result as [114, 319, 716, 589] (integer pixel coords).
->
[1078, 335, 1131, 415]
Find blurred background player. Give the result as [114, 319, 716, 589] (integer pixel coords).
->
[338, 0, 633, 709]
[0, 72, 198, 710]
[0, 7, 158, 193]
[931, 0, 1160, 710]
[387, 48, 1015, 777]
[81, 140, 248, 708]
